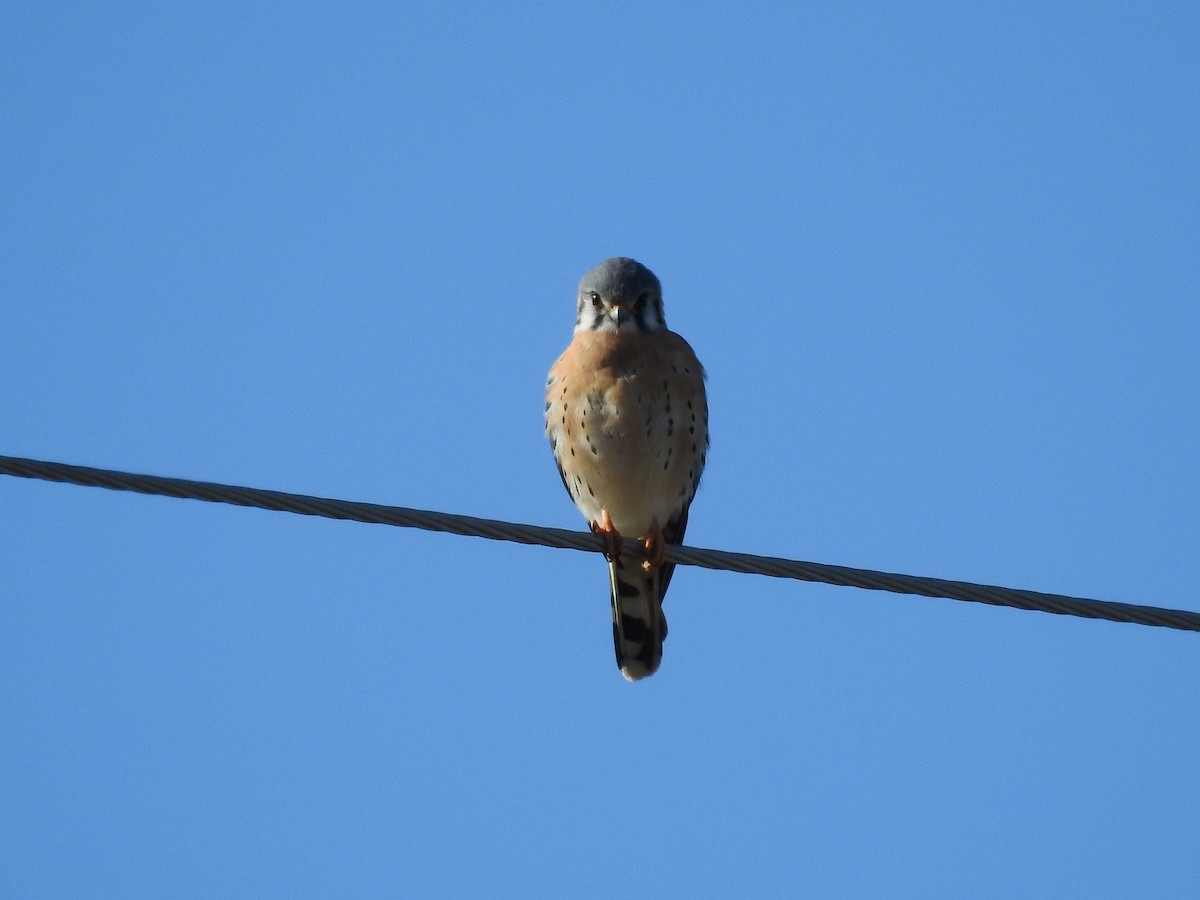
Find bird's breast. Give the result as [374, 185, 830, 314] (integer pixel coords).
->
[546, 330, 708, 536]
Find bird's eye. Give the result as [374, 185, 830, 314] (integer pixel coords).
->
[589, 291, 602, 308]
[634, 291, 649, 309]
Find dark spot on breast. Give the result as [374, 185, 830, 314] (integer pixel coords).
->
[662, 460, 670, 471]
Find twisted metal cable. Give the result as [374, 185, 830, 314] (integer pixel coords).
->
[2, 454, 1197, 633]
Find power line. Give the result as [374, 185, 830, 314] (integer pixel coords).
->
[2, 453, 1197, 633]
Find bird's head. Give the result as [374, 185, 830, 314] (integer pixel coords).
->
[574, 257, 666, 334]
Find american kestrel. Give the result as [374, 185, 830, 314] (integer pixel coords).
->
[546, 258, 709, 680]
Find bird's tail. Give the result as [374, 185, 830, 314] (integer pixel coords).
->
[607, 557, 669, 681]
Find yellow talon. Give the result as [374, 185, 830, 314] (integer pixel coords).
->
[640, 522, 666, 571]
[589, 509, 622, 562]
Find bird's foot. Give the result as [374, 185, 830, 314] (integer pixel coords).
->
[640, 522, 667, 571]
[590, 509, 623, 562]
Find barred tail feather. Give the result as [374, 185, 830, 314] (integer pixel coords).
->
[607, 558, 668, 681]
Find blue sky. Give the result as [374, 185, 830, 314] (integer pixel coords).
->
[2, 2, 1198, 896]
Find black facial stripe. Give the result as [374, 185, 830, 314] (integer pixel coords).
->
[578, 294, 665, 332]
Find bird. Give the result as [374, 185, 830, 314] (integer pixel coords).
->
[545, 257, 708, 680]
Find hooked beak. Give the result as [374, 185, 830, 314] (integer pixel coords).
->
[609, 305, 629, 326]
